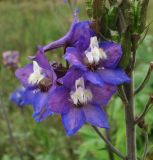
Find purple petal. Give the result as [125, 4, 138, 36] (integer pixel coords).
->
[33, 106, 53, 122]
[32, 90, 53, 122]
[62, 107, 85, 135]
[33, 47, 57, 81]
[99, 42, 122, 69]
[87, 83, 116, 105]
[43, 15, 78, 52]
[43, 19, 95, 52]
[35, 47, 51, 70]
[43, 35, 70, 52]
[64, 47, 86, 70]
[84, 71, 104, 86]
[10, 87, 33, 107]
[83, 104, 109, 128]
[98, 68, 130, 85]
[22, 89, 35, 105]
[72, 21, 95, 52]
[61, 67, 83, 89]
[47, 86, 71, 114]
[33, 91, 48, 113]
[15, 64, 33, 87]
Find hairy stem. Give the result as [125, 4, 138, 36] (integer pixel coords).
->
[124, 72, 136, 160]
[92, 126, 125, 159]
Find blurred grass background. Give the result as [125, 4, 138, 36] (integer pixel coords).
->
[0, 0, 153, 160]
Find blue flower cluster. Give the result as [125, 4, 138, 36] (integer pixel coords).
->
[12, 13, 130, 135]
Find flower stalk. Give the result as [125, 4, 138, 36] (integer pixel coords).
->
[135, 62, 153, 95]
[105, 130, 115, 160]
[141, 129, 149, 160]
[92, 126, 125, 159]
[135, 96, 153, 125]
[0, 98, 23, 160]
[124, 72, 136, 160]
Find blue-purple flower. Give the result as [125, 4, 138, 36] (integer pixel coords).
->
[13, 11, 130, 136]
[64, 36, 130, 86]
[15, 47, 56, 122]
[47, 67, 116, 135]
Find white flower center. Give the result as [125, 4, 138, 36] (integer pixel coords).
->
[28, 61, 44, 85]
[70, 77, 92, 105]
[85, 36, 107, 64]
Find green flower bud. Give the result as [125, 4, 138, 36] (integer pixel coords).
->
[108, 5, 118, 30]
[131, 1, 141, 33]
[85, 0, 93, 19]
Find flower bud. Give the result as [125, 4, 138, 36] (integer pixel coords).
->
[131, 1, 141, 33]
[108, 5, 118, 30]
[2, 51, 20, 69]
[85, 0, 93, 19]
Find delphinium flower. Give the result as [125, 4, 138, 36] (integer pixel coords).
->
[64, 36, 130, 86]
[15, 47, 57, 122]
[47, 67, 116, 135]
[14, 12, 130, 135]
[2, 51, 20, 69]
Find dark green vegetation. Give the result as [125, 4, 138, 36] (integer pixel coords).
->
[0, 0, 153, 160]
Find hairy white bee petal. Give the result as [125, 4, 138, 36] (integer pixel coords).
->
[70, 77, 92, 106]
[85, 51, 94, 64]
[85, 36, 107, 64]
[90, 36, 99, 49]
[75, 77, 85, 88]
[28, 61, 44, 85]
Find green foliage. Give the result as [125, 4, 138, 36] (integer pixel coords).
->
[0, 1, 153, 160]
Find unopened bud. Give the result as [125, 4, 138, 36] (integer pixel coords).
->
[149, 62, 153, 70]
[2, 51, 20, 69]
[131, 33, 140, 44]
[135, 116, 148, 130]
[149, 95, 153, 104]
